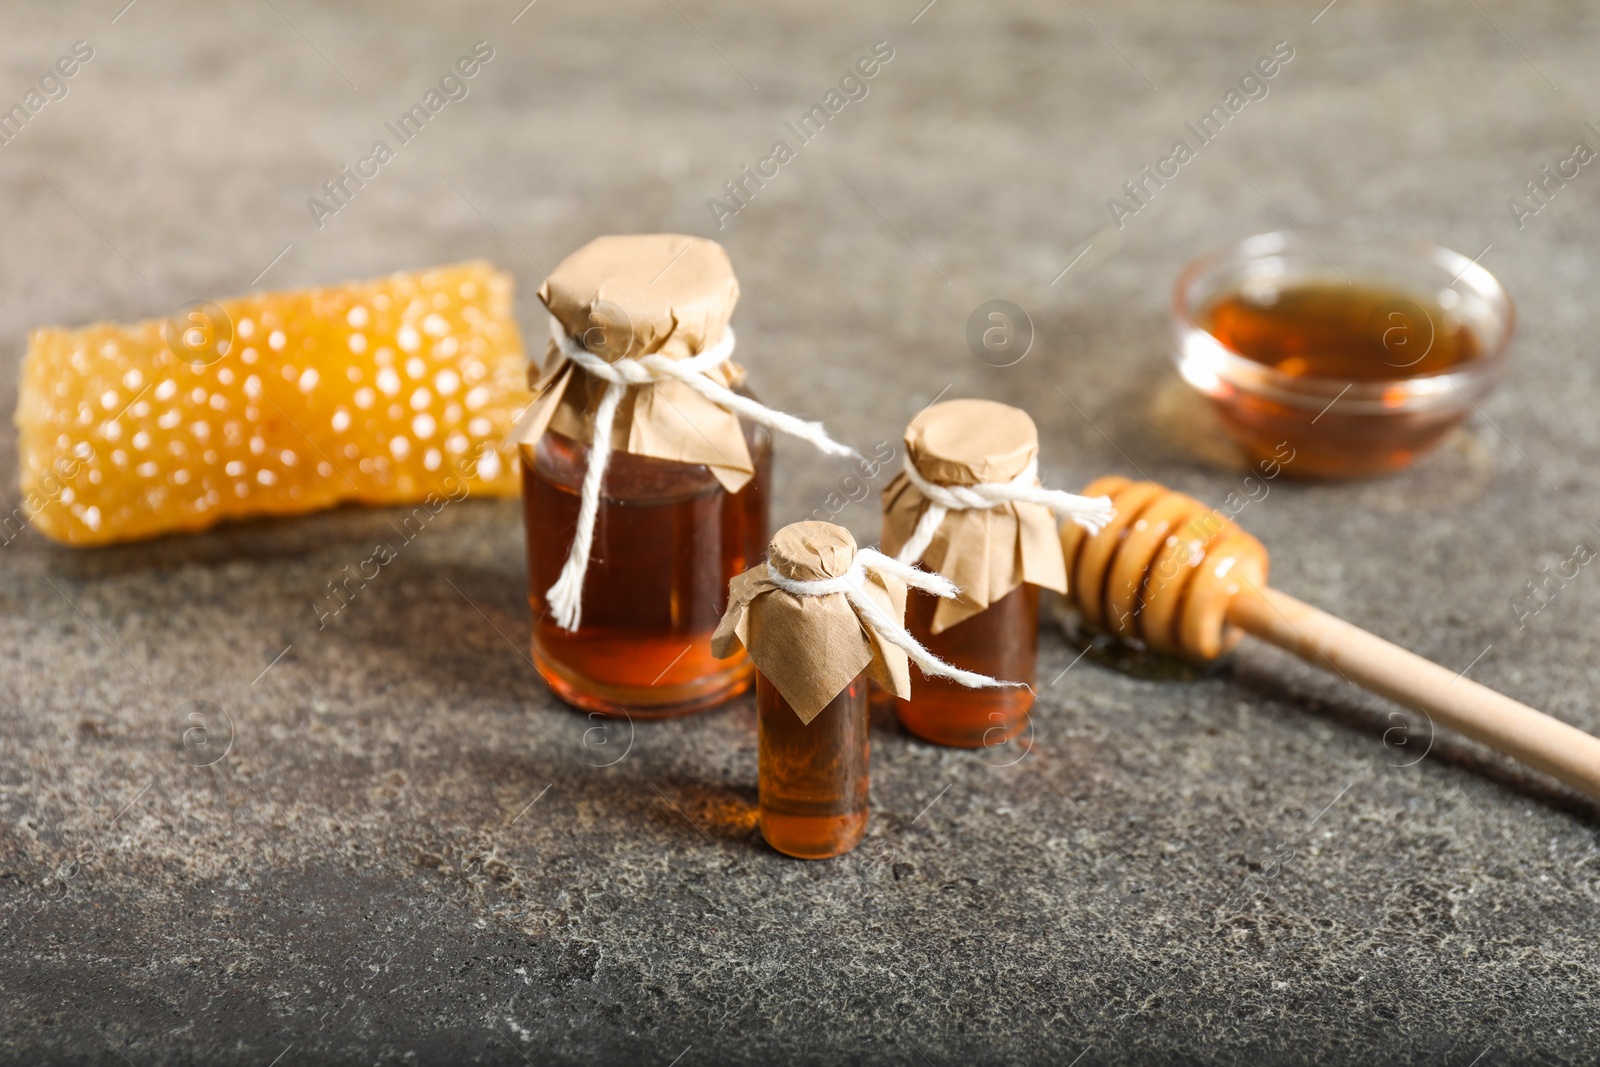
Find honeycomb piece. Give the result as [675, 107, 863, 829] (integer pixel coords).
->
[14, 261, 529, 546]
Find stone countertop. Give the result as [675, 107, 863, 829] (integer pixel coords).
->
[4, 1, 1600, 1063]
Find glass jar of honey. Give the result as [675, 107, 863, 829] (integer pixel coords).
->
[713, 522, 891, 858]
[880, 399, 1113, 748]
[515, 235, 798, 717]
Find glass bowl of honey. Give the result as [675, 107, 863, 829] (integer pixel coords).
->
[1172, 230, 1514, 477]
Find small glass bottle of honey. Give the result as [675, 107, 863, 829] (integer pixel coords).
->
[717, 520, 967, 858]
[880, 399, 1113, 748]
[714, 522, 887, 858]
[716, 520, 1015, 856]
[515, 235, 792, 718]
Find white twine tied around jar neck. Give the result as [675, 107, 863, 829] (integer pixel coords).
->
[544, 315, 858, 632]
[765, 547, 1023, 692]
[894, 454, 1117, 567]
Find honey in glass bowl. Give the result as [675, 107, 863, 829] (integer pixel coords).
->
[1172, 231, 1514, 478]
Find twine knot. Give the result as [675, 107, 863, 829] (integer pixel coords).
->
[894, 455, 1115, 567]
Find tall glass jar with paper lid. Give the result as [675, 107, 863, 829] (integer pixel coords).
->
[514, 235, 771, 717]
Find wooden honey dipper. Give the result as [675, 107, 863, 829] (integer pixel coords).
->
[1060, 476, 1600, 801]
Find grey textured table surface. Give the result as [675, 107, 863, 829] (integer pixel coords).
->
[4, 1, 1600, 1064]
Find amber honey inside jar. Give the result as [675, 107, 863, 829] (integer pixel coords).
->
[1173, 232, 1514, 478]
[895, 583, 1037, 748]
[756, 672, 869, 860]
[525, 422, 769, 717]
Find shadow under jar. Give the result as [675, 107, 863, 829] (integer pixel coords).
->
[524, 413, 771, 718]
[757, 671, 869, 860]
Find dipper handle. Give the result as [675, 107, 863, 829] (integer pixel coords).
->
[1228, 583, 1600, 802]
[1062, 476, 1600, 801]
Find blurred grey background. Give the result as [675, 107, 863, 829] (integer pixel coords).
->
[3, 1, 1600, 1063]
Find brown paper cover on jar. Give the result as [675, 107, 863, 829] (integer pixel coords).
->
[880, 398, 1066, 635]
[712, 522, 910, 724]
[509, 234, 754, 491]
